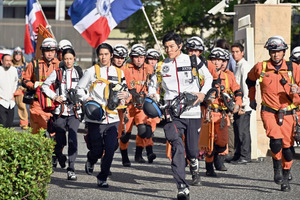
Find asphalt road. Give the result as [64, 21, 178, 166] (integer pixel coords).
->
[43, 126, 300, 200]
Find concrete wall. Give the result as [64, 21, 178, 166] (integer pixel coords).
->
[233, 4, 292, 158]
[234, 4, 292, 64]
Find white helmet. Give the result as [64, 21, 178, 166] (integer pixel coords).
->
[264, 35, 288, 51]
[13, 46, 23, 54]
[113, 44, 128, 58]
[290, 46, 300, 63]
[209, 47, 229, 60]
[58, 39, 73, 51]
[130, 44, 146, 56]
[186, 36, 205, 51]
[40, 38, 58, 51]
[146, 48, 160, 60]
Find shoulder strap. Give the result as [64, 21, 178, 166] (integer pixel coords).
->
[190, 55, 203, 91]
[259, 61, 268, 83]
[286, 61, 295, 84]
[32, 59, 39, 81]
[200, 55, 208, 68]
[55, 68, 63, 95]
[89, 64, 110, 92]
[74, 65, 83, 79]
[115, 67, 122, 83]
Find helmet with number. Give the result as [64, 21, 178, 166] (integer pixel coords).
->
[84, 100, 104, 121]
[264, 36, 288, 51]
[129, 44, 146, 57]
[186, 36, 205, 51]
[209, 47, 228, 60]
[143, 97, 162, 118]
[113, 44, 128, 58]
[58, 39, 73, 51]
[146, 48, 160, 60]
[40, 38, 58, 51]
[290, 46, 300, 63]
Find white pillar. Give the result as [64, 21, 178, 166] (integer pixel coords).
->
[55, 0, 65, 21]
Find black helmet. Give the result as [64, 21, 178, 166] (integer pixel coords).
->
[143, 97, 162, 118]
[84, 100, 104, 121]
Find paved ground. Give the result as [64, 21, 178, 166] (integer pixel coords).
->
[38, 125, 300, 200]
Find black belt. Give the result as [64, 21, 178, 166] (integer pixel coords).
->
[261, 105, 294, 115]
[211, 108, 229, 113]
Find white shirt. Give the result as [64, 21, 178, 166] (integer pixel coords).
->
[42, 67, 82, 116]
[234, 57, 252, 112]
[0, 66, 18, 109]
[76, 64, 126, 124]
[149, 53, 213, 118]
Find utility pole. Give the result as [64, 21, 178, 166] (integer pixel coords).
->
[0, 0, 3, 19]
[55, 0, 65, 21]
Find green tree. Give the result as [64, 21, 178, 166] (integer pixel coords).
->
[126, 0, 300, 50]
[127, 0, 238, 50]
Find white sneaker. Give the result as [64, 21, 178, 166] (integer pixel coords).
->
[97, 179, 109, 188]
[67, 171, 77, 180]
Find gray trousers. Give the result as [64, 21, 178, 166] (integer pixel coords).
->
[233, 111, 252, 161]
[53, 115, 80, 171]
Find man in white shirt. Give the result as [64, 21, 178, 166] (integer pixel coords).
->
[230, 43, 252, 164]
[0, 54, 18, 127]
[148, 32, 213, 200]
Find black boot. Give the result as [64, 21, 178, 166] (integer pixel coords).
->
[120, 149, 131, 167]
[281, 169, 291, 192]
[135, 146, 146, 163]
[189, 158, 201, 186]
[272, 158, 283, 184]
[214, 154, 227, 171]
[206, 162, 217, 177]
[146, 146, 156, 163]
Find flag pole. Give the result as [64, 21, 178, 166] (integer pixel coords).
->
[141, 6, 165, 59]
[36, 0, 55, 39]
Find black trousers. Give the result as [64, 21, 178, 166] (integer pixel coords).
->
[53, 115, 80, 171]
[0, 105, 14, 128]
[233, 111, 252, 161]
[86, 122, 119, 182]
[164, 117, 201, 189]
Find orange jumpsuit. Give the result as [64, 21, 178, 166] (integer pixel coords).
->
[119, 63, 154, 150]
[23, 58, 59, 134]
[13, 58, 29, 128]
[205, 68, 242, 163]
[247, 59, 300, 169]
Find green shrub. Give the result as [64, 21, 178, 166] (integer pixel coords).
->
[0, 127, 55, 199]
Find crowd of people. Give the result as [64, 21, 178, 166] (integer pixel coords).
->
[0, 32, 300, 200]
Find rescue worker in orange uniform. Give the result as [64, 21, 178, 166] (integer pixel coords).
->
[112, 44, 128, 68]
[185, 36, 227, 172]
[290, 46, 300, 149]
[247, 36, 300, 192]
[23, 38, 60, 134]
[205, 47, 242, 177]
[12, 47, 29, 130]
[119, 44, 154, 166]
[145, 48, 162, 162]
[186, 36, 218, 79]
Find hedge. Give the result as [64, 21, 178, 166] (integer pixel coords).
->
[0, 127, 55, 199]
